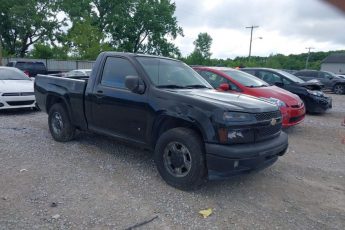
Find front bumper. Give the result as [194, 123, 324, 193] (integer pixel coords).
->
[281, 106, 305, 128]
[205, 132, 288, 180]
[306, 95, 332, 113]
[0, 95, 36, 110]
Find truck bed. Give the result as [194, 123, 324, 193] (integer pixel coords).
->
[34, 74, 88, 130]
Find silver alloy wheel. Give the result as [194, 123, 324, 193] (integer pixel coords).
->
[334, 85, 344, 94]
[52, 112, 63, 135]
[163, 141, 192, 177]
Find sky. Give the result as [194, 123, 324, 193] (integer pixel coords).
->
[172, 0, 345, 59]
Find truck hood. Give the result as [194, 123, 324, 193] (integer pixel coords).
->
[247, 86, 302, 107]
[0, 80, 34, 93]
[174, 89, 278, 113]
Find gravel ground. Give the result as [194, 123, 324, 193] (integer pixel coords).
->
[0, 94, 344, 230]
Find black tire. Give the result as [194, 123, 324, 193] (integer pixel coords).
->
[154, 127, 207, 190]
[333, 84, 345, 95]
[48, 103, 76, 142]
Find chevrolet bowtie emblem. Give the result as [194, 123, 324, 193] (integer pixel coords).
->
[271, 118, 277, 126]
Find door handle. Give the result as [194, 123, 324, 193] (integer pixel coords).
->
[95, 90, 104, 99]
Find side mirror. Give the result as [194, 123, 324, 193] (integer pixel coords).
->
[219, 83, 231, 91]
[125, 75, 145, 94]
[274, 82, 284, 87]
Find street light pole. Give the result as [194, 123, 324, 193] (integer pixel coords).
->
[246, 25, 259, 62]
[305, 47, 314, 69]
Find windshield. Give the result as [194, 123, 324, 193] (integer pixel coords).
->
[276, 70, 305, 83]
[222, 69, 268, 87]
[136, 57, 212, 88]
[0, 68, 30, 80]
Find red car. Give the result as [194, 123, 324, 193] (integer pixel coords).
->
[193, 67, 305, 128]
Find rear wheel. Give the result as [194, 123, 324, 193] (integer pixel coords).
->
[48, 103, 75, 142]
[333, 84, 344, 94]
[154, 127, 207, 190]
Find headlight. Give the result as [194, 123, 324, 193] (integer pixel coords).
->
[223, 112, 253, 122]
[307, 90, 324, 97]
[260, 97, 286, 108]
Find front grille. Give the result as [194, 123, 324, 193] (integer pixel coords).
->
[2, 92, 34, 96]
[21, 92, 34, 96]
[291, 104, 301, 108]
[255, 122, 282, 142]
[289, 115, 304, 123]
[7, 100, 35, 106]
[254, 110, 282, 142]
[2, 93, 20, 96]
[254, 110, 281, 121]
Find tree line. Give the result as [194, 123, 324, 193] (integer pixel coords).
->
[0, 0, 343, 70]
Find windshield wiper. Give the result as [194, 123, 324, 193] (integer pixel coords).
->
[184, 84, 210, 89]
[247, 85, 267, 88]
[157, 84, 186, 89]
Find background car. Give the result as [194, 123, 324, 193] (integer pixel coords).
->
[0, 67, 36, 110]
[6, 61, 47, 77]
[241, 68, 332, 114]
[294, 70, 345, 94]
[337, 74, 345, 79]
[65, 69, 92, 78]
[193, 66, 305, 127]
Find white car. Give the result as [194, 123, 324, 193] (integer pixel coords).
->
[65, 69, 92, 78]
[0, 67, 36, 110]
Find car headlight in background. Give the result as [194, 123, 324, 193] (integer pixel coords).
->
[223, 112, 253, 122]
[307, 90, 324, 97]
[261, 97, 286, 108]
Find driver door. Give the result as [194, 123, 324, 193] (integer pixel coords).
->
[89, 56, 149, 143]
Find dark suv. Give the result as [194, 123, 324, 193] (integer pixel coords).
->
[294, 70, 345, 94]
[241, 68, 332, 114]
[6, 61, 47, 77]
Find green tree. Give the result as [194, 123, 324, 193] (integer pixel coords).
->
[60, 0, 183, 58]
[185, 32, 213, 65]
[66, 18, 112, 59]
[28, 43, 69, 59]
[193, 32, 213, 59]
[0, 0, 64, 57]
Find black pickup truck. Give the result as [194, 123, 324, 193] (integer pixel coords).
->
[35, 52, 288, 190]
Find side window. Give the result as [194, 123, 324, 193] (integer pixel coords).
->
[243, 69, 255, 76]
[199, 71, 240, 91]
[298, 71, 310, 77]
[282, 77, 292, 85]
[320, 72, 332, 79]
[101, 57, 138, 88]
[15, 62, 25, 70]
[257, 71, 282, 84]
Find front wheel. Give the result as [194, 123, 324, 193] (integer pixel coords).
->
[333, 84, 344, 94]
[48, 103, 76, 142]
[154, 128, 207, 190]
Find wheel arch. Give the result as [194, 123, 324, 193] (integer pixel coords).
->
[151, 115, 207, 148]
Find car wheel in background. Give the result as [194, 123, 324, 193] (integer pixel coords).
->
[333, 84, 345, 94]
[154, 127, 207, 190]
[48, 103, 76, 142]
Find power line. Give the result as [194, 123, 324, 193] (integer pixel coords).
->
[246, 25, 259, 62]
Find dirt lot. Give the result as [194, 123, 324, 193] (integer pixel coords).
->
[0, 94, 344, 230]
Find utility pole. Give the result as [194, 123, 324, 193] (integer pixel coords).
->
[0, 37, 2, 66]
[305, 47, 314, 69]
[246, 25, 259, 62]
